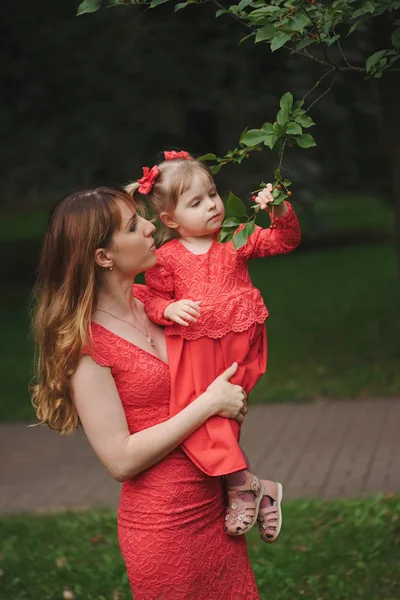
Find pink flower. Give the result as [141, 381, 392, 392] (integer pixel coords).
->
[137, 165, 159, 194]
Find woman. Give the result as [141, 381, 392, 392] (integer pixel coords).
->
[32, 186, 260, 600]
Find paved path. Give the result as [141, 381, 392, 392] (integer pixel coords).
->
[1, 398, 399, 515]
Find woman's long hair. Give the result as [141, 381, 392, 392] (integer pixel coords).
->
[31, 186, 134, 434]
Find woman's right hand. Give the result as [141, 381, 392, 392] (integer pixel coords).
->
[205, 363, 247, 423]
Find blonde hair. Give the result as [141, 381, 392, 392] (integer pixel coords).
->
[126, 155, 214, 244]
[31, 186, 135, 434]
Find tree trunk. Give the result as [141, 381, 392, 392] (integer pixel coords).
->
[373, 13, 400, 277]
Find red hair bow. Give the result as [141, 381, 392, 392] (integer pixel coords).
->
[137, 165, 159, 194]
[164, 150, 193, 161]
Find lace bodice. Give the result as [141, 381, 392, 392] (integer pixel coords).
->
[145, 202, 301, 339]
[81, 313, 260, 599]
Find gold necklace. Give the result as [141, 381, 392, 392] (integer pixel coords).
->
[96, 307, 155, 347]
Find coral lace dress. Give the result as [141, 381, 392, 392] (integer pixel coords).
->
[82, 298, 260, 600]
[144, 203, 301, 477]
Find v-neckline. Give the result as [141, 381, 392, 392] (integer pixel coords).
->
[91, 322, 169, 368]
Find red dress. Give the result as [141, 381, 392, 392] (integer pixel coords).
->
[144, 203, 301, 476]
[83, 314, 260, 600]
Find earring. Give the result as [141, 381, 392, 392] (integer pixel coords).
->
[109, 266, 113, 271]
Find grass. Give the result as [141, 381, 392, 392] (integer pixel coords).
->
[0, 497, 399, 599]
[250, 242, 400, 402]
[0, 195, 399, 421]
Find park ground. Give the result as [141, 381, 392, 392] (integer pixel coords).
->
[0, 194, 399, 599]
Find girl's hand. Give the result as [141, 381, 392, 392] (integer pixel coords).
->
[164, 299, 201, 326]
[254, 183, 274, 211]
[206, 363, 247, 423]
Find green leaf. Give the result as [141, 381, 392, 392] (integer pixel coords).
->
[241, 129, 269, 146]
[274, 168, 282, 180]
[175, 2, 191, 11]
[197, 153, 218, 161]
[295, 38, 316, 51]
[280, 92, 294, 112]
[287, 13, 309, 33]
[218, 229, 234, 243]
[296, 134, 317, 148]
[239, 31, 256, 45]
[294, 113, 315, 128]
[271, 32, 291, 52]
[366, 49, 388, 72]
[273, 122, 285, 136]
[216, 9, 229, 17]
[293, 99, 305, 110]
[150, 0, 170, 7]
[286, 121, 302, 135]
[261, 122, 274, 134]
[233, 227, 249, 250]
[249, 6, 281, 18]
[77, 0, 102, 15]
[223, 217, 241, 228]
[264, 134, 278, 149]
[255, 24, 276, 43]
[238, 0, 254, 11]
[104, 0, 124, 7]
[245, 219, 256, 237]
[283, 179, 292, 187]
[277, 108, 289, 127]
[392, 28, 400, 47]
[227, 192, 246, 217]
[352, 0, 375, 18]
[348, 21, 360, 34]
[210, 164, 222, 175]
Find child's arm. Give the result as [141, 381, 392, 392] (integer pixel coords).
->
[145, 260, 201, 327]
[239, 193, 301, 260]
[144, 260, 176, 326]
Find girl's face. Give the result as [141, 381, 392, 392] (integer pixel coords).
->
[167, 172, 225, 238]
[108, 200, 157, 276]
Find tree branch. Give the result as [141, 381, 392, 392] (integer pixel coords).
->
[300, 6, 337, 69]
[303, 68, 336, 103]
[306, 74, 338, 112]
[209, 0, 254, 30]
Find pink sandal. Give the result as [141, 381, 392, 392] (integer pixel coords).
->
[224, 472, 264, 536]
[257, 480, 283, 543]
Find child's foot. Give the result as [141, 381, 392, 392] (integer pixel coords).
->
[257, 480, 283, 543]
[224, 471, 264, 536]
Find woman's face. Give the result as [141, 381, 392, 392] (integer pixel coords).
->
[109, 200, 157, 277]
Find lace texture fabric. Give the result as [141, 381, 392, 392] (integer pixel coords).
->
[82, 324, 260, 600]
[144, 202, 301, 340]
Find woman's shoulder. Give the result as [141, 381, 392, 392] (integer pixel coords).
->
[81, 323, 113, 368]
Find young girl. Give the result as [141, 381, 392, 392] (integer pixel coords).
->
[126, 150, 301, 542]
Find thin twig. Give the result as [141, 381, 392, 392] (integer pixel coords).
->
[302, 68, 335, 103]
[210, 0, 254, 30]
[306, 74, 338, 112]
[334, 27, 352, 68]
[289, 47, 365, 72]
[278, 139, 287, 172]
[291, 48, 332, 67]
[301, 6, 337, 68]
